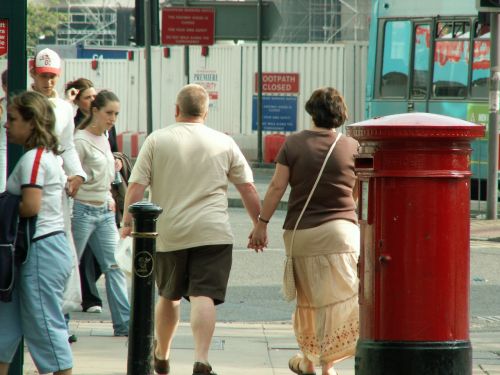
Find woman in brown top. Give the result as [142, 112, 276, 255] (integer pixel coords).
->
[249, 87, 359, 375]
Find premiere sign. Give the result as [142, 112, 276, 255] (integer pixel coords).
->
[0, 20, 8, 57]
[255, 73, 299, 94]
[161, 7, 215, 46]
[193, 69, 219, 107]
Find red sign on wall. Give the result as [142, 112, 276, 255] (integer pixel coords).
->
[0, 20, 8, 57]
[161, 8, 215, 46]
[255, 73, 300, 94]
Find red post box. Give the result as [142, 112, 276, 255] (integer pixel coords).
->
[347, 113, 484, 375]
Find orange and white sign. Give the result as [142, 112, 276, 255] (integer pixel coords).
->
[255, 73, 300, 94]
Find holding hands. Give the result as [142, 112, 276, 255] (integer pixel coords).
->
[246, 163, 289, 253]
[247, 219, 269, 253]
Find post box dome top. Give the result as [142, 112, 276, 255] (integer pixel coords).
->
[347, 112, 485, 141]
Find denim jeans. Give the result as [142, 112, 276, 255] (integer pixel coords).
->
[72, 200, 130, 335]
[0, 233, 73, 373]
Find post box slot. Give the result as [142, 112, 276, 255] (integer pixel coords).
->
[355, 157, 374, 169]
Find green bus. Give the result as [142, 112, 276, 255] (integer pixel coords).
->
[365, 0, 491, 199]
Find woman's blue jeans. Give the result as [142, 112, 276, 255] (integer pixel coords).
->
[72, 200, 130, 335]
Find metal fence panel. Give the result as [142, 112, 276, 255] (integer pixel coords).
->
[58, 58, 134, 134]
[157, 46, 186, 131]
[0, 42, 368, 138]
[188, 44, 243, 134]
[240, 43, 362, 135]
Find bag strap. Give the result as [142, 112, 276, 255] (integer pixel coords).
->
[289, 132, 342, 256]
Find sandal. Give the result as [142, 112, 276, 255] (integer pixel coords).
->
[288, 353, 316, 375]
[153, 340, 170, 375]
[193, 361, 217, 375]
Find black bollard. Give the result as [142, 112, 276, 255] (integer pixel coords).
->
[126, 201, 163, 375]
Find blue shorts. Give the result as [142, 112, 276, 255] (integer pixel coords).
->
[0, 232, 73, 373]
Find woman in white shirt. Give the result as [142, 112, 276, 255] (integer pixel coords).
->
[0, 91, 73, 375]
[71, 90, 130, 336]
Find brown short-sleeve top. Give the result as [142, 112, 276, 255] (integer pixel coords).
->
[276, 130, 359, 230]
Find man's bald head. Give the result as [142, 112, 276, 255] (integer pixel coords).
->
[176, 84, 209, 119]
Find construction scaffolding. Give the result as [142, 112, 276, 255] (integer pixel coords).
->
[272, 0, 371, 43]
[56, 1, 119, 46]
[52, 0, 371, 46]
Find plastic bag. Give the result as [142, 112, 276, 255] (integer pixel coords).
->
[62, 197, 82, 314]
[62, 245, 82, 314]
[115, 236, 133, 277]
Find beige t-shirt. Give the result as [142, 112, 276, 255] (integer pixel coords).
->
[129, 122, 253, 252]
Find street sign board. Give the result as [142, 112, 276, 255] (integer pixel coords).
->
[252, 95, 297, 132]
[0, 20, 7, 57]
[162, 7, 215, 45]
[255, 73, 300, 94]
[167, 1, 282, 40]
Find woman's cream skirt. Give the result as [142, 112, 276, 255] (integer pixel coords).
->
[283, 219, 360, 365]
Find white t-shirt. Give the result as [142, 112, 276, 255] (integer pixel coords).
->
[7, 148, 66, 238]
[129, 122, 254, 252]
[49, 97, 87, 180]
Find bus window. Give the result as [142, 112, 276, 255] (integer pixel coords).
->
[412, 24, 431, 97]
[381, 20, 411, 97]
[436, 22, 453, 38]
[471, 21, 490, 98]
[433, 21, 470, 97]
[454, 21, 470, 39]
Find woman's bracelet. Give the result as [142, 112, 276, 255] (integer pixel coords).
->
[121, 221, 132, 228]
[258, 215, 270, 224]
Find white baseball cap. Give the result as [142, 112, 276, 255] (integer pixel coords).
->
[34, 48, 61, 75]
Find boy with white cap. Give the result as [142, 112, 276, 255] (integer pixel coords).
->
[30, 48, 87, 193]
[30, 48, 87, 343]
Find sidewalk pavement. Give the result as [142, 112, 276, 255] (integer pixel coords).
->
[22, 217, 500, 375]
[21, 321, 500, 375]
[21, 167, 500, 374]
[470, 218, 500, 242]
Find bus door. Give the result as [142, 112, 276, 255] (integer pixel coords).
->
[376, 20, 433, 115]
[427, 20, 474, 118]
[409, 23, 432, 113]
[375, 20, 412, 116]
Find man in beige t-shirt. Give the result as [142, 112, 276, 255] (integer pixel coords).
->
[122, 84, 261, 375]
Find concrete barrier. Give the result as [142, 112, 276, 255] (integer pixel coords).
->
[231, 134, 258, 162]
[117, 131, 146, 159]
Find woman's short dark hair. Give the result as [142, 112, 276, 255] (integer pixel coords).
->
[305, 87, 348, 129]
[78, 90, 120, 130]
[10, 91, 59, 153]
